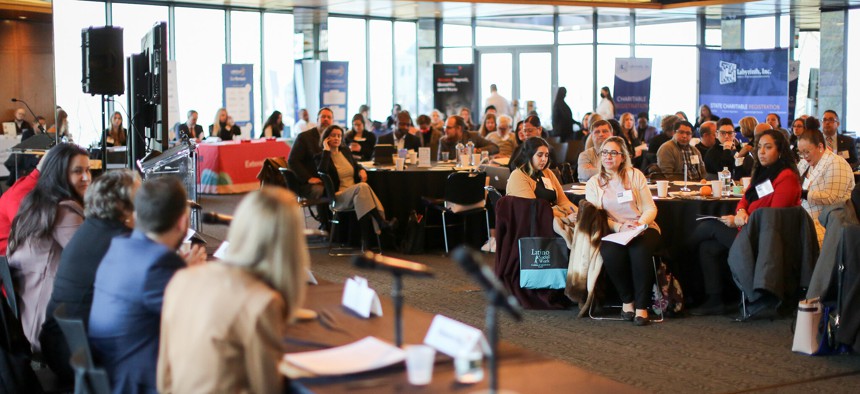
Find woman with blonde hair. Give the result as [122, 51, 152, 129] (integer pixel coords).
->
[585, 136, 660, 325]
[158, 188, 310, 393]
[209, 108, 241, 140]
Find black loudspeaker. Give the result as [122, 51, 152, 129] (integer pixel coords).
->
[82, 26, 124, 96]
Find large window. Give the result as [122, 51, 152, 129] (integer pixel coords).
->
[635, 46, 698, 118]
[558, 13, 593, 44]
[597, 12, 630, 44]
[847, 9, 859, 131]
[635, 14, 696, 46]
[557, 45, 594, 120]
[596, 45, 631, 107]
[744, 16, 776, 50]
[262, 13, 295, 132]
[230, 11, 262, 137]
[442, 19, 473, 63]
[174, 7, 225, 136]
[53, 0, 106, 147]
[475, 16, 553, 46]
[328, 17, 367, 121]
[368, 20, 393, 121]
[394, 21, 417, 114]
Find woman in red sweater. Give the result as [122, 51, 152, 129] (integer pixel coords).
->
[689, 129, 801, 317]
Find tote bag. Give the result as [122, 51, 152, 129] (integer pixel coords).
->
[518, 200, 569, 289]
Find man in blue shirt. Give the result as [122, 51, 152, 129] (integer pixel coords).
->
[88, 177, 205, 394]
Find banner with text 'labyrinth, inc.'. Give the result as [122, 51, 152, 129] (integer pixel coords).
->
[699, 49, 789, 123]
[613, 58, 652, 119]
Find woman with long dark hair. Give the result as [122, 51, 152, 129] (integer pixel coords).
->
[261, 111, 284, 138]
[552, 87, 574, 141]
[507, 137, 576, 221]
[8, 143, 91, 351]
[596, 86, 615, 120]
[689, 129, 801, 317]
[103, 111, 127, 147]
[478, 112, 498, 137]
[345, 113, 377, 161]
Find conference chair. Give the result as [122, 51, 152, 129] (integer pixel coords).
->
[318, 172, 382, 256]
[588, 257, 665, 324]
[0, 256, 18, 319]
[552, 142, 569, 166]
[53, 303, 106, 394]
[422, 171, 490, 254]
[69, 350, 110, 394]
[279, 167, 331, 228]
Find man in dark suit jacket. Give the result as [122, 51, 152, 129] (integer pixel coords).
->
[822, 110, 859, 169]
[177, 110, 204, 140]
[88, 178, 205, 394]
[377, 110, 422, 152]
[13, 108, 35, 141]
[287, 108, 333, 227]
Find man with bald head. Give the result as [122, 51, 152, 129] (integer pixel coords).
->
[656, 120, 706, 181]
[378, 110, 421, 151]
[12, 108, 35, 140]
[577, 119, 613, 182]
[695, 121, 717, 157]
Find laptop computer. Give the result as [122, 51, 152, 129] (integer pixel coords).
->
[373, 144, 396, 166]
[482, 165, 511, 192]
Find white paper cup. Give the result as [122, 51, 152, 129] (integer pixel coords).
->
[405, 345, 435, 386]
[741, 177, 751, 190]
[710, 180, 721, 198]
[472, 153, 482, 166]
[734, 156, 744, 166]
[439, 152, 449, 162]
[459, 154, 470, 167]
[395, 157, 405, 171]
[656, 180, 670, 197]
[408, 151, 417, 164]
[454, 350, 484, 384]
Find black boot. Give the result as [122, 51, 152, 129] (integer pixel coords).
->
[369, 209, 397, 232]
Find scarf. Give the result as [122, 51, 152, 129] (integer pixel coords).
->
[743, 160, 788, 204]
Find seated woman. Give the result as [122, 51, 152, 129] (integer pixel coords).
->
[345, 113, 376, 162]
[102, 111, 127, 147]
[796, 126, 855, 246]
[585, 136, 660, 326]
[261, 111, 284, 138]
[704, 117, 752, 179]
[316, 125, 395, 235]
[40, 169, 140, 384]
[209, 107, 241, 140]
[690, 129, 801, 316]
[8, 143, 90, 352]
[789, 117, 807, 157]
[506, 137, 577, 222]
[158, 187, 309, 393]
[478, 113, 497, 137]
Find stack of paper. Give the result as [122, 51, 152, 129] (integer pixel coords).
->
[283, 337, 405, 375]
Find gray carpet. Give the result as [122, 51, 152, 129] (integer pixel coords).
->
[199, 193, 860, 394]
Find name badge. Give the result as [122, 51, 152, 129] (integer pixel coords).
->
[541, 177, 554, 191]
[802, 177, 811, 190]
[690, 155, 700, 165]
[755, 179, 775, 198]
[840, 150, 850, 159]
[617, 189, 634, 203]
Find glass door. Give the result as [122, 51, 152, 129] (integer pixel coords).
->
[478, 47, 554, 125]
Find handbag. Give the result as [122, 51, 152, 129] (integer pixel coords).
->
[650, 259, 684, 317]
[792, 298, 824, 355]
[518, 200, 569, 289]
[399, 210, 426, 255]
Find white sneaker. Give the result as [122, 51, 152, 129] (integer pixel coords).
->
[481, 237, 496, 253]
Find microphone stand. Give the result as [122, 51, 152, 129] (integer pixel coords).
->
[486, 299, 500, 393]
[11, 98, 44, 133]
[392, 272, 404, 347]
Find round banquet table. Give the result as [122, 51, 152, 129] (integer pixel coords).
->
[364, 162, 454, 224]
[564, 181, 740, 302]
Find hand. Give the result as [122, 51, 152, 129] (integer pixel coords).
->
[322, 138, 332, 151]
[738, 144, 753, 156]
[308, 177, 322, 185]
[734, 210, 749, 226]
[359, 169, 367, 182]
[566, 211, 578, 223]
[349, 142, 361, 152]
[181, 244, 207, 266]
[408, 126, 419, 135]
[723, 141, 735, 150]
[621, 221, 641, 231]
[720, 215, 737, 228]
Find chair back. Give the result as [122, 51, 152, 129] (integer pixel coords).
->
[317, 172, 338, 208]
[70, 349, 110, 394]
[257, 157, 288, 187]
[279, 167, 303, 194]
[566, 140, 584, 165]
[444, 172, 487, 206]
[0, 256, 18, 319]
[53, 304, 95, 370]
[852, 183, 860, 219]
[552, 142, 568, 165]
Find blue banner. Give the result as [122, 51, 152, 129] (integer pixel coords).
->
[613, 58, 652, 119]
[319, 61, 349, 126]
[222, 64, 254, 138]
[788, 61, 800, 122]
[699, 49, 789, 122]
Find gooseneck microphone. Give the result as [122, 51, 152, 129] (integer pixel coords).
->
[452, 246, 523, 321]
[201, 212, 232, 225]
[11, 98, 44, 132]
[352, 252, 434, 277]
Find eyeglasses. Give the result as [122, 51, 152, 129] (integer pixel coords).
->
[599, 150, 623, 157]
[718, 131, 735, 136]
[675, 131, 693, 136]
[822, 118, 838, 123]
[798, 150, 813, 158]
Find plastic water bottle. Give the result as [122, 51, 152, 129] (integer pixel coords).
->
[466, 141, 476, 165]
[719, 166, 732, 196]
[455, 142, 465, 166]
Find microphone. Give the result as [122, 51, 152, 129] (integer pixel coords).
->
[202, 212, 232, 225]
[352, 252, 434, 277]
[187, 200, 202, 210]
[10, 98, 42, 131]
[452, 246, 523, 321]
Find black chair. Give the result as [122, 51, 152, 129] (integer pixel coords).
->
[318, 172, 382, 256]
[53, 304, 105, 394]
[552, 142, 568, 166]
[423, 171, 491, 254]
[0, 256, 18, 319]
[69, 349, 110, 394]
[279, 167, 331, 228]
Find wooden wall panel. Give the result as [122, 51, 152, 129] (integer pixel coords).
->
[0, 19, 55, 129]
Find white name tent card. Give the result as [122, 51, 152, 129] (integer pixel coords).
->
[418, 147, 432, 167]
[342, 276, 382, 318]
[423, 315, 489, 358]
[213, 241, 229, 260]
[306, 269, 318, 285]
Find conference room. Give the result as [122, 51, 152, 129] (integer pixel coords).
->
[2, 0, 860, 392]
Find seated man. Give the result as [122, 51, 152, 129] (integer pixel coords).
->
[704, 118, 753, 179]
[577, 120, 613, 182]
[377, 110, 421, 151]
[637, 112, 658, 144]
[656, 120, 706, 181]
[287, 108, 333, 227]
[88, 177, 205, 394]
[415, 114, 442, 160]
[438, 115, 500, 161]
[696, 121, 717, 157]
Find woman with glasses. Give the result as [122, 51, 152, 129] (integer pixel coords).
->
[789, 117, 807, 158]
[585, 136, 660, 326]
[689, 129, 801, 317]
[796, 123, 855, 246]
[507, 137, 577, 221]
[704, 117, 752, 178]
